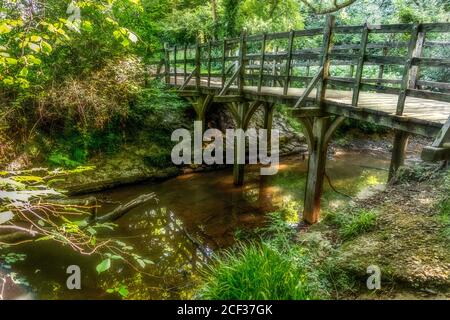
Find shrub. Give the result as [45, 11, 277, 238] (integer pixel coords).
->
[40, 56, 145, 130]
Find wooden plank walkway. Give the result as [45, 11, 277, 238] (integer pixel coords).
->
[170, 77, 450, 134]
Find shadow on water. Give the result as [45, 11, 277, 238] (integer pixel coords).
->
[2, 151, 389, 299]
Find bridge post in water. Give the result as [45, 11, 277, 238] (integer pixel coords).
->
[388, 130, 410, 181]
[303, 117, 330, 224]
[233, 102, 248, 185]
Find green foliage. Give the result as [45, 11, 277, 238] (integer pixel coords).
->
[437, 172, 450, 240]
[96, 258, 111, 274]
[198, 241, 320, 300]
[326, 208, 378, 240]
[199, 213, 359, 300]
[107, 284, 129, 298]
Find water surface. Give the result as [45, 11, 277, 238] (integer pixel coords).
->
[2, 151, 389, 299]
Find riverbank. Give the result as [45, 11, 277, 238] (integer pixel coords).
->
[198, 156, 449, 300]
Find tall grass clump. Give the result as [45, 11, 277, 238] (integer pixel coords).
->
[326, 208, 378, 240]
[198, 214, 327, 300]
[198, 242, 321, 300]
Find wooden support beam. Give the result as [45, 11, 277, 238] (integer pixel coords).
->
[421, 146, 450, 162]
[388, 130, 410, 181]
[302, 115, 344, 224]
[233, 102, 248, 185]
[180, 69, 195, 90]
[213, 95, 243, 103]
[421, 115, 450, 162]
[293, 66, 323, 109]
[263, 103, 275, 161]
[303, 117, 330, 224]
[432, 115, 450, 147]
[219, 65, 241, 96]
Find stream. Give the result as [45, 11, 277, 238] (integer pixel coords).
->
[1, 151, 389, 299]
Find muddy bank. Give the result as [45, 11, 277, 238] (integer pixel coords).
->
[298, 163, 449, 299]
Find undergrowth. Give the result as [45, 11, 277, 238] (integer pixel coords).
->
[198, 212, 356, 300]
[325, 207, 378, 240]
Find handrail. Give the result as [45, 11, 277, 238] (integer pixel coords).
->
[159, 19, 450, 115]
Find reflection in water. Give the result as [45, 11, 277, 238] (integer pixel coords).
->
[2, 152, 389, 299]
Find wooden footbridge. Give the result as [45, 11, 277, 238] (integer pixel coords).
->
[151, 16, 450, 224]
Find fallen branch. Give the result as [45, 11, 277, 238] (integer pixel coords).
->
[95, 193, 155, 222]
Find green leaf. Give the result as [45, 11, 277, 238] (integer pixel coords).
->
[96, 258, 111, 274]
[82, 21, 93, 32]
[30, 35, 42, 42]
[36, 235, 54, 242]
[27, 55, 42, 65]
[118, 286, 129, 297]
[113, 30, 122, 39]
[5, 57, 18, 65]
[136, 258, 145, 269]
[0, 23, 12, 34]
[19, 68, 29, 77]
[28, 43, 41, 53]
[3, 77, 14, 85]
[41, 41, 53, 54]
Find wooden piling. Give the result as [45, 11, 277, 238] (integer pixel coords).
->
[388, 130, 410, 181]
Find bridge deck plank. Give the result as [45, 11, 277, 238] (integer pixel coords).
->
[170, 77, 450, 125]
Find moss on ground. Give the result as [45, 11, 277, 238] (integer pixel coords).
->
[302, 167, 450, 299]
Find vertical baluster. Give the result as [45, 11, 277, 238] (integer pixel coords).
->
[207, 42, 212, 87]
[183, 44, 187, 82]
[376, 47, 388, 86]
[195, 40, 201, 89]
[221, 39, 227, 89]
[258, 33, 267, 93]
[284, 30, 295, 95]
[164, 43, 170, 84]
[271, 46, 278, 87]
[238, 32, 247, 94]
[352, 24, 369, 106]
[173, 45, 177, 86]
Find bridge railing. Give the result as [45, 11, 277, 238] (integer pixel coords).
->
[152, 20, 450, 116]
